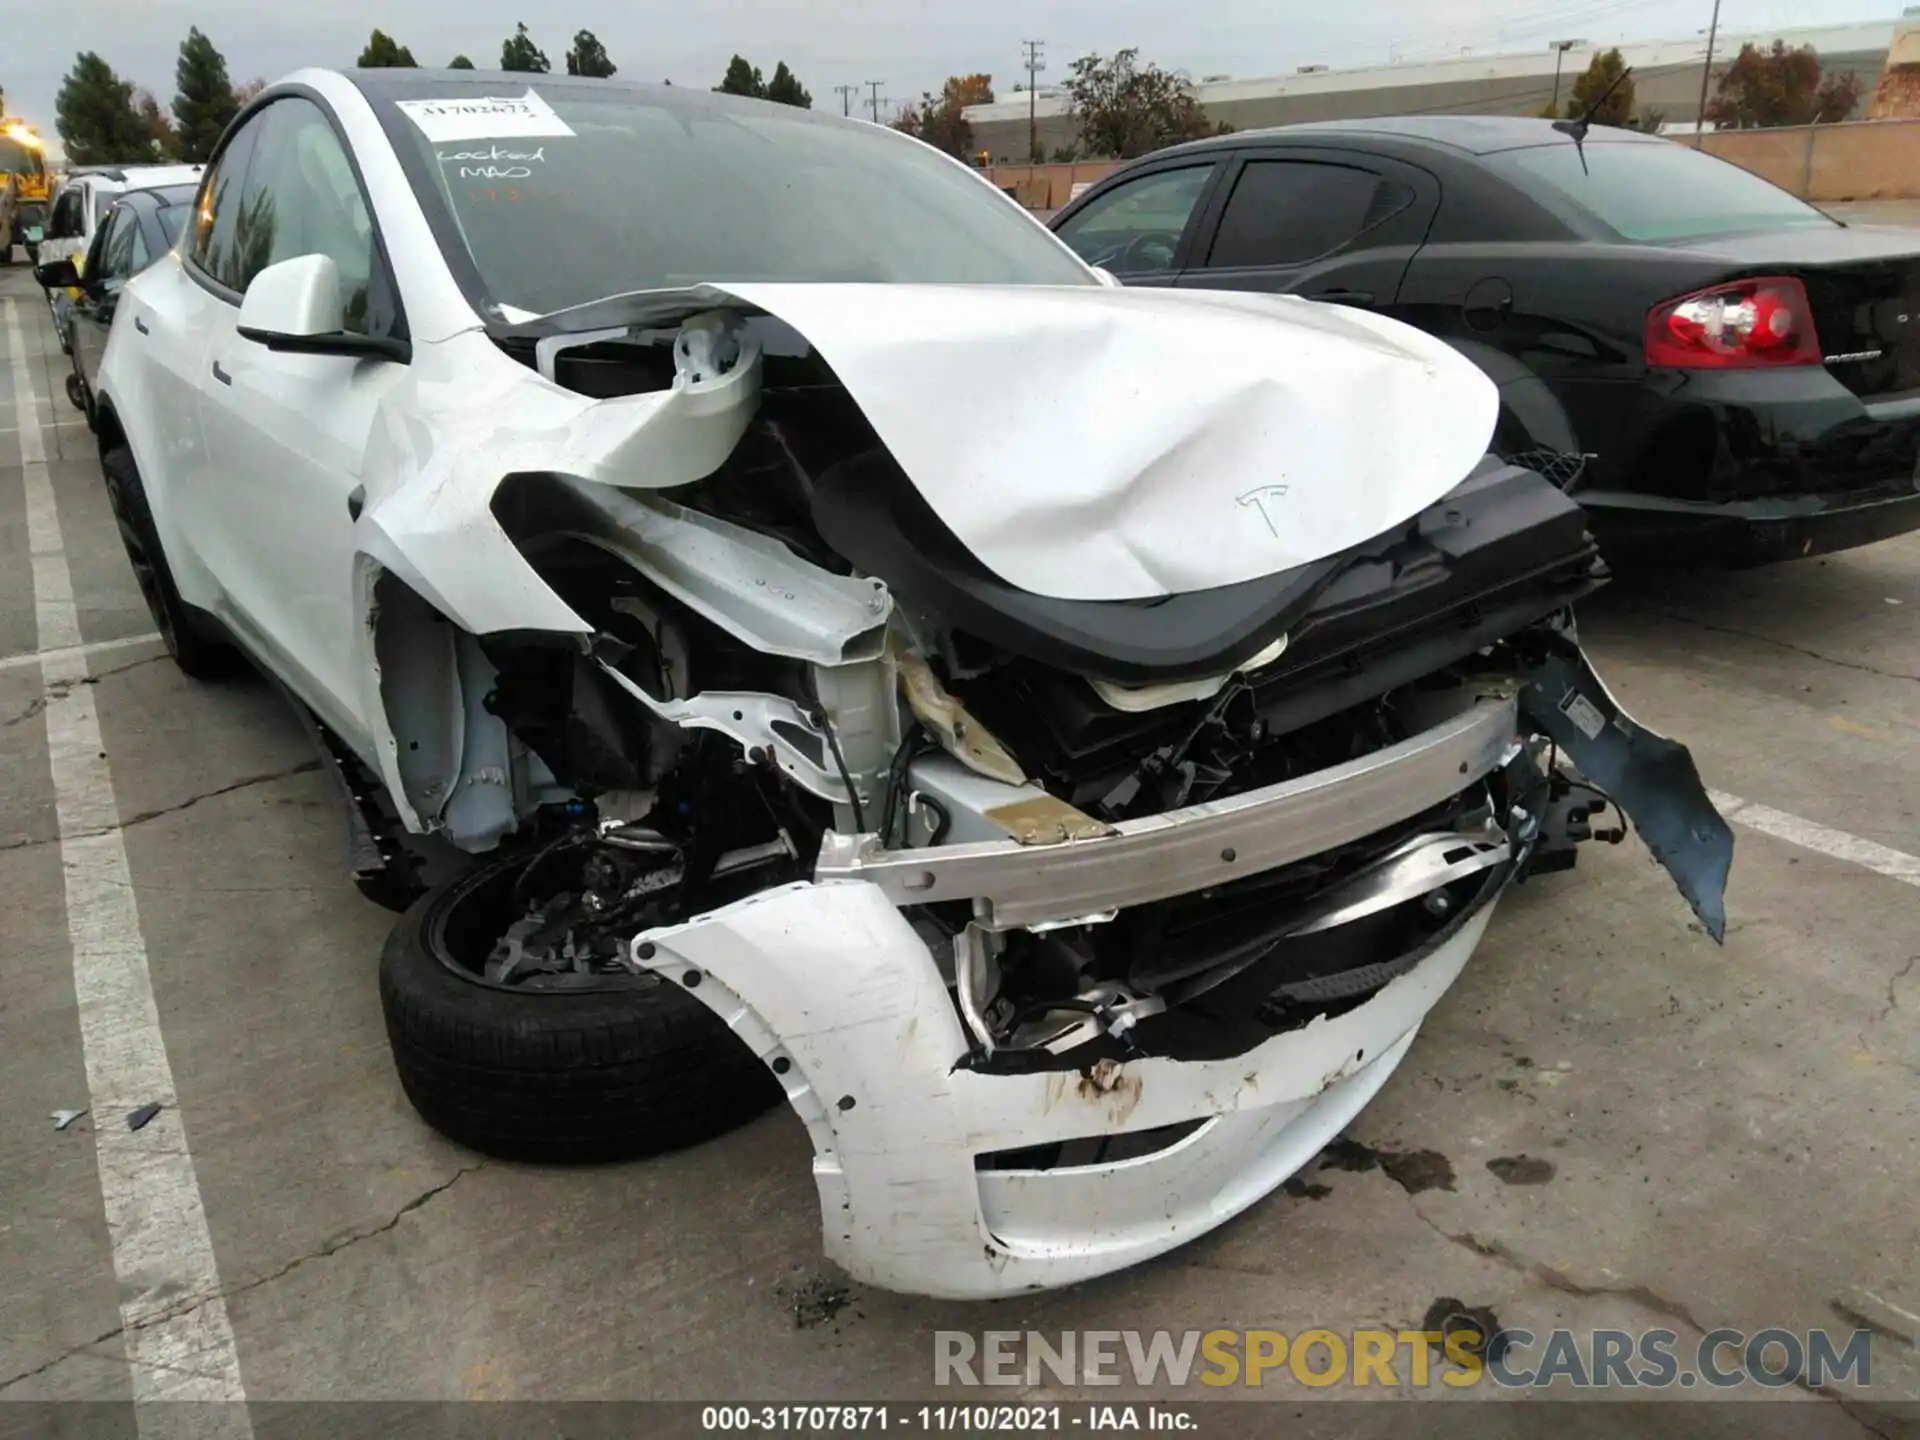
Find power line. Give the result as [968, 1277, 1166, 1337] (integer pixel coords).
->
[833, 83, 857, 117]
[1695, 0, 1724, 139]
[865, 79, 885, 123]
[1021, 39, 1045, 162]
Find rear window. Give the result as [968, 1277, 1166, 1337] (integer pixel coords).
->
[158, 205, 188, 247]
[1484, 139, 1836, 243]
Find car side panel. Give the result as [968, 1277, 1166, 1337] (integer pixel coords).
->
[1395, 244, 1735, 489]
[98, 255, 223, 608]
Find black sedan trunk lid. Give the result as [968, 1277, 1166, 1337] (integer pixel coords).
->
[1671, 224, 1920, 399]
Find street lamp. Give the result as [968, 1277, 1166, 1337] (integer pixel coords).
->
[1549, 39, 1586, 113]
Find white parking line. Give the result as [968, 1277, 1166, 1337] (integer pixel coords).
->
[6, 300, 254, 1431]
[1712, 789, 1920, 889]
[0, 632, 164, 676]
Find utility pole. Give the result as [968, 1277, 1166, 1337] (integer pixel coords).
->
[1548, 39, 1581, 114]
[865, 79, 884, 124]
[1022, 39, 1045, 163]
[1693, 0, 1723, 144]
[834, 83, 857, 117]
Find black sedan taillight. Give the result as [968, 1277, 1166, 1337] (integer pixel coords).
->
[1645, 277, 1822, 369]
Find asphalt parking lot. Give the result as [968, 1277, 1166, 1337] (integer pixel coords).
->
[1, 217, 1916, 1437]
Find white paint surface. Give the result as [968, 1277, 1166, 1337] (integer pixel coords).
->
[717, 281, 1501, 601]
[6, 299, 253, 1431]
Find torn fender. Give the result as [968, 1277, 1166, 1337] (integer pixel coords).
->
[1518, 641, 1736, 941]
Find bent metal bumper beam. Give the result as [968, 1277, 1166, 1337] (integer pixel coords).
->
[630, 697, 1525, 1298]
[813, 696, 1521, 929]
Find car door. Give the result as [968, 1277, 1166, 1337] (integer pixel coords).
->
[1050, 160, 1227, 287]
[189, 95, 410, 752]
[1173, 148, 1439, 313]
[69, 205, 141, 394]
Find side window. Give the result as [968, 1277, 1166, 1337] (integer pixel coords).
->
[102, 209, 140, 280]
[232, 98, 376, 332]
[191, 115, 264, 290]
[83, 210, 122, 280]
[50, 188, 85, 239]
[1054, 166, 1216, 276]
[1204, 161, 1414, 269]
[127, 219, 152, 274]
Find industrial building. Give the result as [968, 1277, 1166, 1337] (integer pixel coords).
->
[963, 17, 1903, 161]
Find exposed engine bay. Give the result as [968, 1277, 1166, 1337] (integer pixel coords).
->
[355, 306, 1730, 1065]
[340, 295, 1731, 1296]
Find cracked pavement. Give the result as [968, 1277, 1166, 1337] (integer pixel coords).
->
[2, 236, 1918, 1423]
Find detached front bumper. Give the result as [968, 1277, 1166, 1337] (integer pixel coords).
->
[631, 650, 1730, 1299]
[637, 874, 1499, 1299]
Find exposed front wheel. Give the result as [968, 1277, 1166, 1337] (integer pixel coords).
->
[379, 849, 782, 1163]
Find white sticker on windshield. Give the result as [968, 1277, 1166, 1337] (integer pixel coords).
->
[396, 89, 575, 142]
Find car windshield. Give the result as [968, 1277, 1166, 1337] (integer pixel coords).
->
[375, 82, 1091, 316]
[1484, 139, 1837, 243]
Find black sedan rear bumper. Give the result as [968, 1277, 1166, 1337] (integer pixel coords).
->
[1578, 476, 1920, 567]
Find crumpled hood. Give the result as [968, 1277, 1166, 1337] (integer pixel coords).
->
[715, 282, 1500, 603]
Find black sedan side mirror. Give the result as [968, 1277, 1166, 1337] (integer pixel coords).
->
[33, 257, 80, 290]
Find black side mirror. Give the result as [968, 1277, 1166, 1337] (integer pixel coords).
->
[33, 258, 80, 290]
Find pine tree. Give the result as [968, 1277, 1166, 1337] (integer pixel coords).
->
[56, 52, 152, 165]
[134, 88, 179, 160]
[765, 62, 812, 109]
[358, 30, 418, 68]
[715, 55, 766, 98]
[500, 23, 550, 74]
[172, 27, 240, 162]
[565, 30, 617, 78]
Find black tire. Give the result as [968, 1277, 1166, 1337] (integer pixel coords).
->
[380, 853, 783, 1163]
[66, 370, 94, 427]
[101, 447, 241, 680]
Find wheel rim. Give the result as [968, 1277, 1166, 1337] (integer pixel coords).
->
[426, 851, 666, 997]
[103, 475, 180, 656]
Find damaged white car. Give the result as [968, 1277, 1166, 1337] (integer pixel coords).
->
[93, 70, 1734, 1299]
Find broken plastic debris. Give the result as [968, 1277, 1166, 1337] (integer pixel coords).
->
[51, 1108, 87, 1132]
[126, 1102, 163, 1131]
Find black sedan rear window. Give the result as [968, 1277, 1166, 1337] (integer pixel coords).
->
[158, 205, 188, 247]
[1485, 140, 1836, 243]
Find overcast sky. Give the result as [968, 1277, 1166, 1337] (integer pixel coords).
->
[7, 0, 1905, 141]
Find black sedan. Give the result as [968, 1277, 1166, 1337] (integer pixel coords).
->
[33, 182, 197, 429]
[1050, 117, 1920, 566]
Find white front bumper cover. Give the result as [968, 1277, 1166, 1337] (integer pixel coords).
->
[630, 699, 1521, 1299]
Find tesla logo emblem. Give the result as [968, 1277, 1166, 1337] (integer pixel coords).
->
[1237, 485, 1290, 537]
